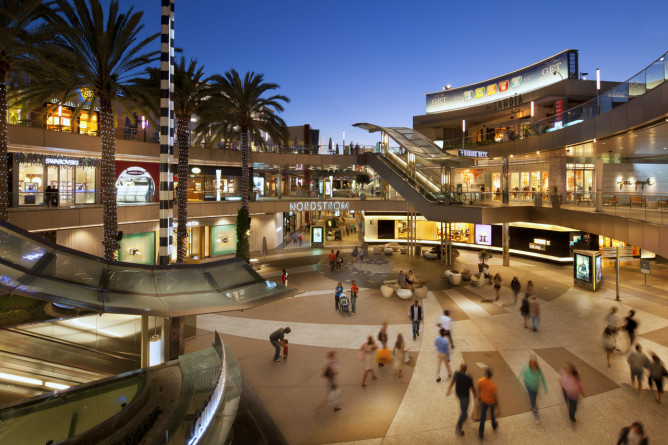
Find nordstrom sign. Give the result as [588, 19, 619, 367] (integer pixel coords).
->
[289, 201, 350, 211]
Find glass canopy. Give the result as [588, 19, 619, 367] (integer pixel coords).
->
[354, 123, 458, 160]
[0, 221, 294, 316]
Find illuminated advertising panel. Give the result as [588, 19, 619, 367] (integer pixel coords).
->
[474, 224, 492, 246]
[426, 50, 574, 113]
[575, 253, 590, 282]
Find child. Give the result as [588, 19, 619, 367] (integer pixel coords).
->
[282, 339, 289, 360]
[282, 269, 288, 286]
[351, 280, 359, 314]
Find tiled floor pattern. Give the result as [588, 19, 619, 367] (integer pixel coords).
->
[187, 249, 668, 444]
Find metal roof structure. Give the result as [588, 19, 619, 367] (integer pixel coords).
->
[353, 123, 458, 161]
[0, 221, 294, 317]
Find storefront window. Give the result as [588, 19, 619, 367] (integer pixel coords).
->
[492, 173, 501, 199]
[18, 163, 45, 205]
[78, 111, 98, 135]
[567, 164, 594, 201]
[542, 172, 549, 197]
[530, 172, 540, 193]
[17, 156, 99, 206]
[449, 223, 474, 243]
[46, 106, 73, 132]
[510, 173, 519, 198]
[75, 166, 96, 204]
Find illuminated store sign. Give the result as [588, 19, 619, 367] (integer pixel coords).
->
[45, 158, 79, 166]
[529, 238, 551, 251]
[458, 149, 488, 158]
[426, 50, 574, 113]
[289, 201, 350, 211]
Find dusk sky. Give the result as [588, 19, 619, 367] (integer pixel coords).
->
[115, 0, 667, 147]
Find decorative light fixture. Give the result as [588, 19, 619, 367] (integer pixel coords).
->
[191, 167, 201, 174]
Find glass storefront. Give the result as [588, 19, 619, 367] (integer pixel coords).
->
[45, 106, 98, 135]
[566, 163, 594, 201]
[188, 166, 242, 201]
[15, 154, 99, 207]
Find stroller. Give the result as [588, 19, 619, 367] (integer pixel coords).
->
[338, 292, 350, 315]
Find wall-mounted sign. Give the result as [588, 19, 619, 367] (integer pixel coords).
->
[426, 50, 575, 113]
[474, 224, 492, 246]
[459, 149, 488, 158]
[45, 158, 79, 166]
[289, 201, 350, 212]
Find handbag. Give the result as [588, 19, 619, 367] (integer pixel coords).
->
[376, 348, 392, 364]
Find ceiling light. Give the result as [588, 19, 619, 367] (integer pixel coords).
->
[45, 382, 70, 390]
[0, 372, 42, 386]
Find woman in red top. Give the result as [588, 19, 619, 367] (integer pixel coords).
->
[351, 280, 359, 314]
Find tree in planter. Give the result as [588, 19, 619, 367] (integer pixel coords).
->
[355, 172, 371, 197]
[236, 206, 250, 262]
[551, 185, 562, 208]
[17, 0, 158, 260]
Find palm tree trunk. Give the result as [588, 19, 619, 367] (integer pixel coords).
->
[100, 99, 118, 260]
[176, 117, 190, 263]
[0, 72, 9, 221]
[240, 127, 249, 209]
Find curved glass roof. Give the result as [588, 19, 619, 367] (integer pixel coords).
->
[353, 123, 457, 160]
[0, 221, 294, 317]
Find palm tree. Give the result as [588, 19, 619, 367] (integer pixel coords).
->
[131, 58, 211, 263]
[17, 0, 158, 260]
[199, 69, 289, 209]
[0, 0, 44, 221]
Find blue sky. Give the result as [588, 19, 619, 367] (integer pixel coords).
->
[114, 0, 667, 146]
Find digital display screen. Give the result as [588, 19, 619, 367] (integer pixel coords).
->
[312, 227, 323, 244]
[575, 253, 590, 282]
[595, 255, 602, 283]
[475, 224, 492, 246]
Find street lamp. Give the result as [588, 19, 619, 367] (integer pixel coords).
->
[553, 71, 564, 80]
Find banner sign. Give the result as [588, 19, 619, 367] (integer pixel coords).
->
[426, 50, 575, 114]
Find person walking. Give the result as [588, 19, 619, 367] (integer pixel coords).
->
[334, 282, 343, 311]
[525, 280, 534, 296]
[335, 250, 342, 270]
[393, 333, 408, 378]
[607, 307, 621, 347]
[510, 277, 521, 305]
[627, 344, 650, 395]
[350, 280, 359, 314]
[603, 327, 617, 368]
[377, 321, 388, 367]
[559, 363, 584, 423]
[617, 421, 649, 445]
[408, 299, 423, 341]
[447, 362, 477, 436]
[298, 232, 303, 246]
[435, 328, 452, 382]
[329, 250, 336, 272]
[318, 350, 342, 412]
[361, 336, 378, 387]
[438, 309, 454, 349]
[520, 293, 530, 328]
[281, 268, 288, 286]
[529, 295, 540, 331]
[624, 310, 638, 350]
[648, 353, 667, 403]
[359, 245, 364, 262]
[269, 327, 291, 362]
[45, 186, 53, 207]
[523, 355, 548, 423]
[352, 246, 358, 263]
[477, 368, 500, 439]
[493, 273, 502, 302]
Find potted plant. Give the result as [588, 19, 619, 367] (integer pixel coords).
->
[551, 185, 562, 209]
[356, 172, 371, 200]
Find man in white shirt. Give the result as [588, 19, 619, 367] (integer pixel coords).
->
[438, 309, 454, 349]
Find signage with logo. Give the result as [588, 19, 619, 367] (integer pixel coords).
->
[458, 149, 488, 158]
[426, 50, 574, 113]
[289, 201, 350, 212]
[115, 161, 159, 203]
[475, 224, 492, 246]
[45, 157, 80, 166]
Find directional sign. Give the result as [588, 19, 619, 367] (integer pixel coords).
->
[601, 247, 633, 259]
[640, 259, 651, 274]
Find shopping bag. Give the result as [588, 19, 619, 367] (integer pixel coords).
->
[376, 348, 392, 364]
[472, 399, 481, 422]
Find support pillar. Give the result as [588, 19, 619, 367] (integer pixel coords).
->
[502, 157, 509, 204]
[595, 158, 604, 212]
[140, 315, 150, 368]
[502, 222, 510, 266]
[277, 166, 282, 199]
[168, 316, 185, 360]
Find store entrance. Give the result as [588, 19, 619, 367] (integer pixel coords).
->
[47, 165, 74, 206]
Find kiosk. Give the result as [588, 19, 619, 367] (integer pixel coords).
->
[573, 250, 602, 291]
[311, 226, 325, 248]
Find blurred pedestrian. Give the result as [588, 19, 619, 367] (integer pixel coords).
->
[298, 233, 303, 246]
[523, 355, 547, 423]
[352, 246, 358, 263]
[525, 280, 534, 296]
[529, 295, 540, 331]
[435, 328, 452, 382]
[282, 339, 289, 360]
[493, 273, 502, 301]
[350, 280, 358, 314]
[617, 421, 648, 445]
[334, 282, 343, 311]
[361, 336, 378, 387]
[477, 368, 500, 439]
[393, 333, 408, 378]
[511, 277, 521, 305]
[359, 245, 364, 262]
[447, 362, 477, 436]
[603, 327, 617, 367]
[335, 250, 342, 270]
[520, 293, 530, 328]
[624, 310, 638, 350]
[627, 344, 650, 395]
[438, 309, 454, 349]
[329, 250, 336, 272]
[318, 350, 342, 412]
[559, 363, 584, 423]
[281, 268, 288, 286]
[607, 307, 621, 347]
[377, 321, 389, 368]
[269, 327, 291, 362]
[648, 353, 667, 403]
[408, 299, 423, 341]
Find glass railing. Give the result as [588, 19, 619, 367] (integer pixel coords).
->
[438, 50, 668, 150]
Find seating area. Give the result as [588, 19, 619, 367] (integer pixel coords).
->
[470, 273, 486, 287]
[630, 196, 645, 207]
[444, 269, 462, 285]
[604, 195, 618, 206]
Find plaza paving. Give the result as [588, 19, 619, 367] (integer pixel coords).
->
[186, 238, 668, 444]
